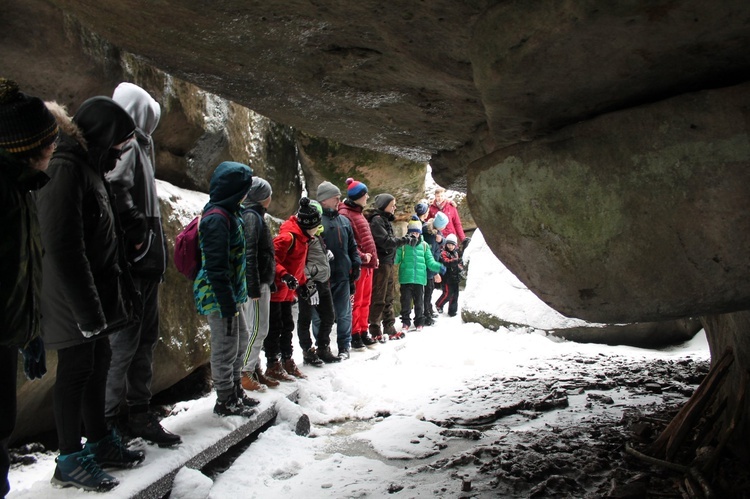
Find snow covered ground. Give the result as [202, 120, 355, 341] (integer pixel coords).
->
[7, 179, 710, 498]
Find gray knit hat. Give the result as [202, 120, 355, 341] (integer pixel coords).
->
[316, 180, 341, 202]
[247, 177, 272, 203]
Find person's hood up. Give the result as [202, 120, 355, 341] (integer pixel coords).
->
[73, 96, 135, 172]
[208, 161, 253, 211]
[112, 82, 160, 138]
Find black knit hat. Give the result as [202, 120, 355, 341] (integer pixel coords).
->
[0, 78, 58, 158]
[297, 196, 322, 229]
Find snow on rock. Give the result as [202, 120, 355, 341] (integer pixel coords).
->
[172, 468, 213, 499]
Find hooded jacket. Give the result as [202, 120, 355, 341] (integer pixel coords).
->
[36, 97, 136, 349]
[271, 216, 312, 303]
[106, 82, 166, 279]
[394, 236, 444, 286]
[0, 149, 48, 347]
[241, 201, 276, 299]
[366, 208, 408, 266]
[338, 199, 378, 269]
[321, 206, 361, 284]
[193, 161, 253, 317]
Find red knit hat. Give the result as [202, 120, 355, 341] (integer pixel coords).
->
[345, 177, 368, 200]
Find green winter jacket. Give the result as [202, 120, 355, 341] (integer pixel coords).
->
[0, 149, 48, 347]
[395, 238, 443, 286]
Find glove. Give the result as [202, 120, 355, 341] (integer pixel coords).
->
[349, 279, 356, 296]
[20, 337, 46, 380]
[408, 236, 419, 247]
[281, 273, 299, 290]
[296, 282, 310, 300]
[327, 249, 334, 261]
[350, 266, 361, 282]
[79, 322, 107, 338]
[308, 285, 320, 306]
[225, 314, 236, 336]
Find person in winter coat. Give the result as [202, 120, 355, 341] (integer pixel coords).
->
[264, 197, 322, 381]
[103, 82, 180, 447]
[338, 178, 379, 350]
[436, 233, 464, 317]
[297, 200, 340, 366]
[0, 79, 58, 499]
[314, 181, 361, 360]
[419, 207, 449, 325]
[238, 178, 281, 392]
[366, 193, 415, 341]
[36, 97, 144, 492]
[394, 217, 444, 337]
[428, 187, 466, 245]
[193, 161, 256, 418]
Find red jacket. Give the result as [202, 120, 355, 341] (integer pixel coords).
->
[338, 200, 379, 269]
[428, 200, 465, 242]
[271, 216, 311, 302]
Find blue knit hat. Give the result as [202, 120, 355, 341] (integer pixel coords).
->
[433, 211, 449, 230]
[345, 177, 368, 201]
[415, 202, 428, 216]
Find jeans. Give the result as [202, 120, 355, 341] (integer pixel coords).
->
[54, 339, 111, 454]
[241, 283, 271, 372]
[314, 279, 352, 353]
[298, 280, 335, 351]
[105, 278, 160, 417]
[207, 309, 249, 399]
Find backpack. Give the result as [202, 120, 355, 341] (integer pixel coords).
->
[174, 208, 231, 280]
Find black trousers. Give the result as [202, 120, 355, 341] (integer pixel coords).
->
[423, 277, 436, 315]
[54, 338, 111, 454]
[265, 301, 295, 361]
[0, 346, 17, 497]
[436, 280, 460, 317]
[297, 280, 335, 351]
[399, 283, 425, 327]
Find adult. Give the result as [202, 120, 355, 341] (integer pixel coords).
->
[38, 97, 144, 492]
[193, 161, 256, 417]
[338, 178, 379, 350]
[239, 178, 280, 392]
[367, 193, 414, 341]
[419, 206, 449, 324]
[314, 181, 361, 360]
[0, 78, 58, 498]
[427, 187, 466, 244]
[104, 82, 180, 447]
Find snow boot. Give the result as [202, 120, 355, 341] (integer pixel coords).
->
[241, 370, 267, 392]
[317, 346, 341, 363]
[337, 348, 350, 361]
[302, 347, 324, 367]
[51, 448, 119, 491]
[351, 334, 366, 350]
[127, 411, 181, 448]
[361, 333, 378, 349]
[265, 360, 295, 383]
[214, 392, 256, 417]
[85, 429, 145, 469]
[283, 358, 308, 379]
[235, 380, 260, 407]
[255, 365, 280, 388]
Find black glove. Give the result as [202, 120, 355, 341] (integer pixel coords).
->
[281, 273, 299, 290]
[20, 337, 47, 380]
[350, 266, 361, 282]
[461, 237, 471, 254]
[297, 282, 310, 300]
[225, 314, 235, 336]
[349, 279, 356, 296]
[408, 236, 419, 247]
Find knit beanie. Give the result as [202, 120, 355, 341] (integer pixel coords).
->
[345, 177, 368, 201]
[407, 216, 422, 234]
[0, 78, 58, 158]
[374, 193, 395, 211]
[247, 177, 272, 203]
[297, 197, 322, 229]
[445, 233, 458, 245]
[415, 202, 428, 216]
[433, 211, 449, 230]
[310, 199, 323, 215]
[316, 180, 341, 202]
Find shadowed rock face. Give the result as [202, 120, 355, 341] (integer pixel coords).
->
[5, 1, 750, 321]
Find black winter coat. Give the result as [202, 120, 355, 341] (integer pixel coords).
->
[241, 203, 276, 299]
[367, 209, 407, 266]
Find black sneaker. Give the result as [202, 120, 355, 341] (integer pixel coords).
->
[302, 347, 324, 367]
[235, 381, 261, 408]
[86, 430, 145, 469]
[214, 394, 256, 418]
[338, 349, 350, 360]
[317, 346, 342, 363]
[361, 334, 378, 349]
[128, 412, 182, 448]
[51, 449, 119, 491]
[351, 334, 366, 350]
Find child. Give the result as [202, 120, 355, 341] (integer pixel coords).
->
[394, 217, 444, 337]
[436, 233, 464, 317]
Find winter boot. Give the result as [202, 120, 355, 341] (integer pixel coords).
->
[361, 333, 378, 349]
[302, 347, 324, 367]
[214, 392, 256, 418]
[256, 365, 280, 388]
[127, 411, 181, 448]
[85, 429, 145, 469]
[283, 358, 308, 379]
[241, 370, 267, 392]
[317, 346, 341, 363]
[265, 360, 296, 383]
[337, 348, 350, 361]
[235, 380, 260, 407]
[51, 448, 119, 491]
[383, 324, 397, 337]
[351, 333, 366, 350]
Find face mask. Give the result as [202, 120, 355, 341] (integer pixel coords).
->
[101, 147, 124, 172]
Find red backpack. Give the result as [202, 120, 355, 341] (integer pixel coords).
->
[174, 208, 231, 280]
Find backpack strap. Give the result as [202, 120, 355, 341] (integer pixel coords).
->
[288, 232, 295, 254]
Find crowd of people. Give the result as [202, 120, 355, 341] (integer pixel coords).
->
[0, 78, 468, 495]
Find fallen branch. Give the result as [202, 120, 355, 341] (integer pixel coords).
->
[625, 443, 688, 473]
